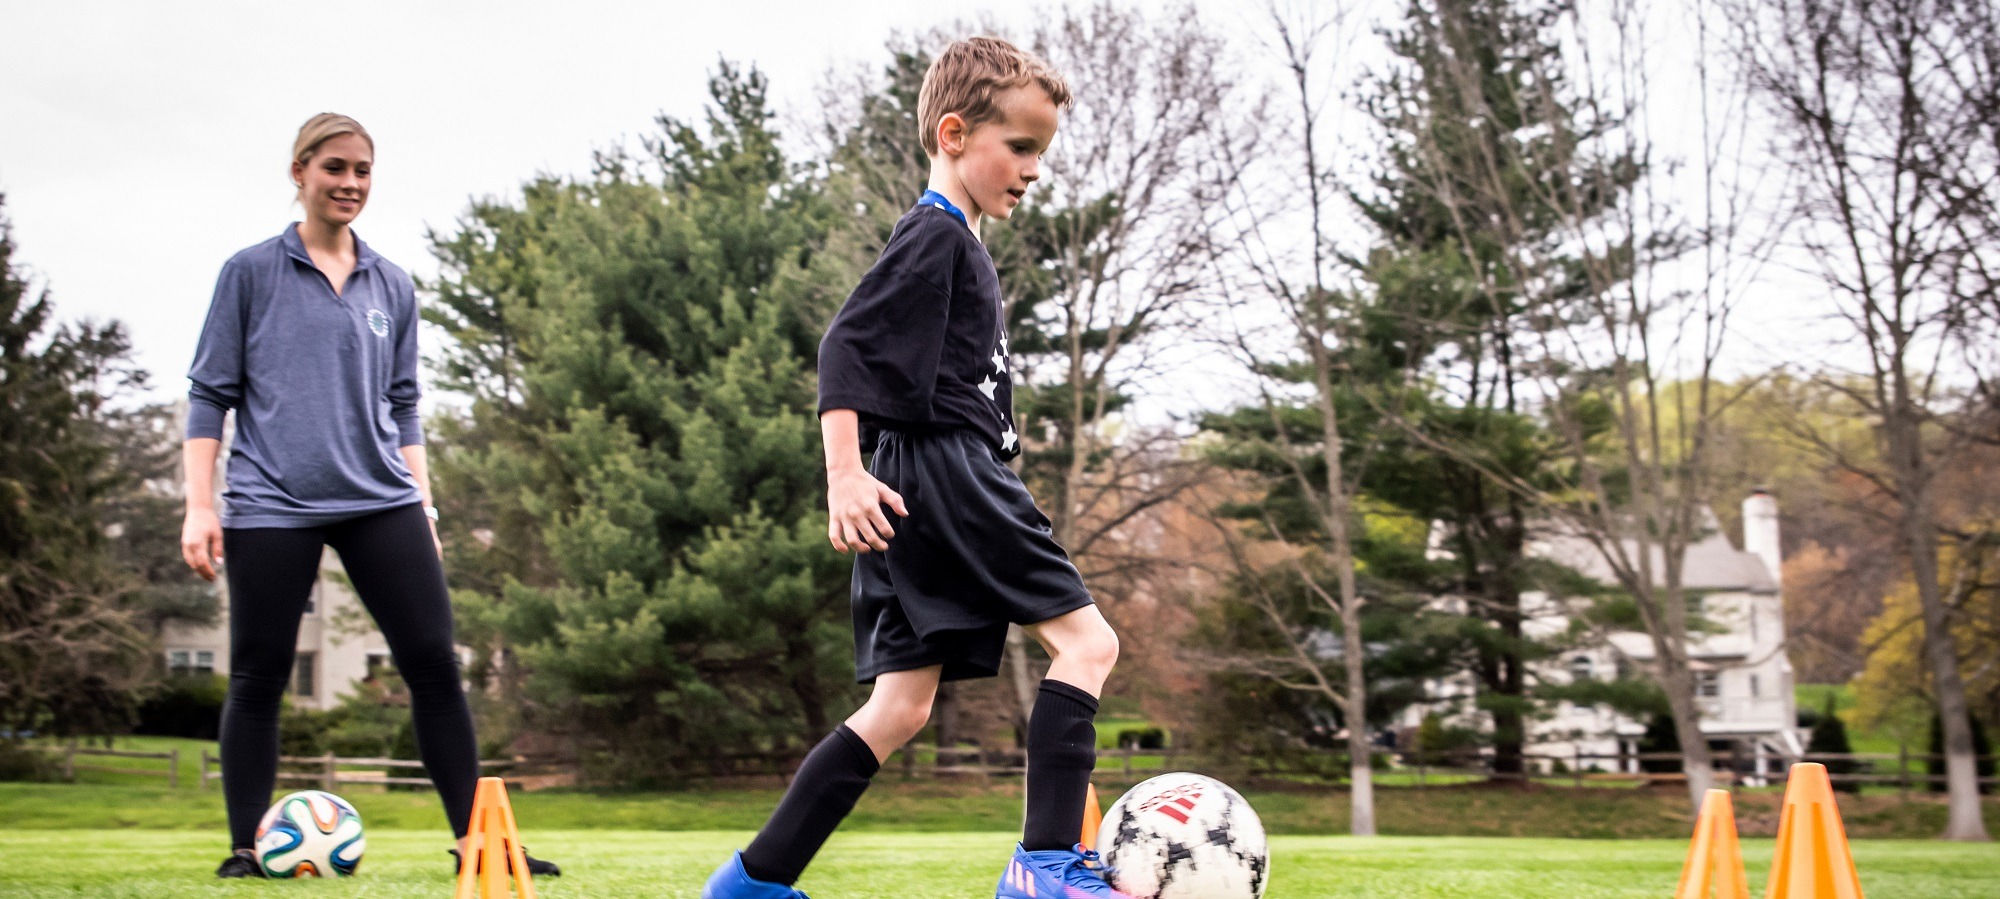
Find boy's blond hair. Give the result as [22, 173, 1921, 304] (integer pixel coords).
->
[917, 37, 1071, 156]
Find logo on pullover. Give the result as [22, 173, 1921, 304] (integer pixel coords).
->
[366, 309, 389, 337]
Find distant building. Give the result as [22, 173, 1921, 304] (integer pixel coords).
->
[1402, 491, 1803, 779]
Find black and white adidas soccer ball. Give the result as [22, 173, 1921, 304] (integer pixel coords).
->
[1096, 772, 1268, 899]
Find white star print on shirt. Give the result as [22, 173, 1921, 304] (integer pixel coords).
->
[1001, 427, 1018, 453]
[991, 349, 1007, 373]
[978, 376, 998, 401]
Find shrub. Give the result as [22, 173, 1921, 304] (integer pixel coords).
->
[1806, 695, 1861, 793]
[0, 742, 60, 782]
[134, 674, 227, 740]
[1117, 727, 1167, 750]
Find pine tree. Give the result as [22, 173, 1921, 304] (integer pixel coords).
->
[426, 66, 854, 781]
[0, 194, 153, 739]
[1347, 0, 1637, 777]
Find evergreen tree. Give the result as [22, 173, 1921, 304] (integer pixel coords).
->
[0, 194, 154, 738]
[425, 66, 854, 781]
[1347, 0, 1636, 776]
[1807, 695, 1861, 793]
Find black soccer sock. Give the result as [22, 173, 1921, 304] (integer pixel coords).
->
[1022, 679, 1101, 852]
[740, 724, 882, 885]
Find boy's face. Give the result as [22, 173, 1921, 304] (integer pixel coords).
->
[949, 85, 1060, 222]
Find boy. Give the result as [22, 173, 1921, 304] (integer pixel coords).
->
[701, 36, 1129, 899]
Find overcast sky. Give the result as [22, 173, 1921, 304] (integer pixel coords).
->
[4, 0, 1826, 411]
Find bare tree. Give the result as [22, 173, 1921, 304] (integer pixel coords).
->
[1726, 0, 1999, 840]
[1206, 0, 1381, 836]
[1341, 0, 1782, 810]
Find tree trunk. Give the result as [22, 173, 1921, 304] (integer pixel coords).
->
[1660, 657, 1717, 809]
[1898, 465, 1992, 840]
[1342, 590, 1377, 836]
[1314, 339, 1375, 836]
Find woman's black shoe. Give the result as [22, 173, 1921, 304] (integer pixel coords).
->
[215, 851, 264, 878]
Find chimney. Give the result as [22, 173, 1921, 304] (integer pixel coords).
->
[1743, 489, 1782, 587]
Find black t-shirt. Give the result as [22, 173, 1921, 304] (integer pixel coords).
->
[817, 204, 1018, 459]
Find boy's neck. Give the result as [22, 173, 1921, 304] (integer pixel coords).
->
[923, 170, 982, 240]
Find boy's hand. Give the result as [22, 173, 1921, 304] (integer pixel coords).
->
[828, 467, 909, 553]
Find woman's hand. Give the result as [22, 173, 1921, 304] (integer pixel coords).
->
[427, 517, 443, 560]
[827, 467, 908, 554]
[181, 507, 225, 582]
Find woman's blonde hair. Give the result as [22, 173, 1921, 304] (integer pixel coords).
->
[291, 113, 373, 192]
[917, 37, 1071, 157]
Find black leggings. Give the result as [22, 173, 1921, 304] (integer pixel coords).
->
[219, 502, 477, 849]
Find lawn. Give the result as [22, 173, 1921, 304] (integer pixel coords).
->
[2, 830, 1998, 898]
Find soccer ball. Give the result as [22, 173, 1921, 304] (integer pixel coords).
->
[1096, 773, 1268, 899]
[255, 790, 365, 877]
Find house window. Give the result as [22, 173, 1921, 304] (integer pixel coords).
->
[365, 652, 396, 682]
[1695, 670, 1721, 698]
[292, 651, 317, 699]
[168, 650, 216, 677]
[1750, 674, 1761, 698]
[1569, 656, 1594, 682]
[1749, 606, 1760, 642]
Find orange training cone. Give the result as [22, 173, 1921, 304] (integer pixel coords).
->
[1080, 782, 1104, 851]
[1765, 763, 1863, 899]
[455, 777, 538, 899]
[1675, 789, 1749, 899]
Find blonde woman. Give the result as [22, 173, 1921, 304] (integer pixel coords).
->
[182, 113, 557, 879]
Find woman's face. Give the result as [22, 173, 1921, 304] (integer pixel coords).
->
[292, 133, 372, 228]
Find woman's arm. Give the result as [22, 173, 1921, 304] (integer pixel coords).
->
[398, 444, 442, 559]
[181, 438, 224, 581]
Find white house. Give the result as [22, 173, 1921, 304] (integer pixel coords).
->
[1404, 491, 1803, 778]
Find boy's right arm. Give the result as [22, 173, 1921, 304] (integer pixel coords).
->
[821, 409, 909, 554]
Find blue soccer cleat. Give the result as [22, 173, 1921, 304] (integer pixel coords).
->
[702, 851, 810, 899]
[996, 843, 1134, 899]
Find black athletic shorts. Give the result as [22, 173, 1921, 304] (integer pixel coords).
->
[852, 428, 1094, 683]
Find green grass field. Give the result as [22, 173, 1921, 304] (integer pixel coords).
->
[3, 830, 1998, 897]
[8, 733, 2000, 896]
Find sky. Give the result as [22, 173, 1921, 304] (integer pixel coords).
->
[3, 0, 1833, 414]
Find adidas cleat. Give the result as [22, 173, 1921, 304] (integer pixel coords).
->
[996, 843, 1134, 899]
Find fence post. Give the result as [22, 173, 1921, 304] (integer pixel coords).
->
[1572, 746, 1583, 788]
[62, 740, 76, 781]
[1898, 741, 1910, 800]
[200, 749, 211, 790]
[169, 748, 180, 789]
[321, 752, 338, 792]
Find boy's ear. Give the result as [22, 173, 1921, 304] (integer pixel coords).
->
[937, 112, 968, 157]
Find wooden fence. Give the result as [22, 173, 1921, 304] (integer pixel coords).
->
[196, 751, 520, 791]
[870, 744, 2000, 793]
[53, 743, 182, 787]
[39, 742, 2000, 795]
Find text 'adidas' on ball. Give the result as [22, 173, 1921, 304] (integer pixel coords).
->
[255, 790, 365, 878]
[1097, 773, 1268, 899]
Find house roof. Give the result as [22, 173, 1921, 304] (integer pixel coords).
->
[1532, 511, 1779, 595]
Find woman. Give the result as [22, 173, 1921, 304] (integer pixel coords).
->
[181, 113, 557, 879]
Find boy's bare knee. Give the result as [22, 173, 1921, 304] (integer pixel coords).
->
[865, 693, 935, 742]
[1050, 617, 1119, 673]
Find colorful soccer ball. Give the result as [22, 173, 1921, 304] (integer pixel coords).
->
[1096, 773, 1268, 899]
[255, 790, 365, 877]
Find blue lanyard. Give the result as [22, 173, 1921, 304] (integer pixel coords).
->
[918, 189, 968, 226]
